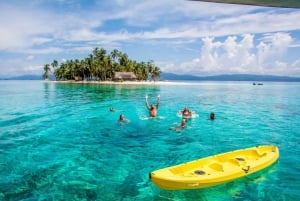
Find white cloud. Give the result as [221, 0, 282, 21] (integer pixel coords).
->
[23, 65, 43, 74]
[160, 63, 176, 73]
[198, 37, 222, 71]
[270, 32, 292, 52]
[292, 59, 300, 67]
[26, 47, 64, 54]
[165, 32, 296, 76]
[257, 32, 292, 67]
[1, 0, 300, 52]
[0, 4, 54, 51]
[26, 55, 35, 61]
[0, 58, 42, 77]
[275, 60, 288, 70]
[0, 0, 300, 77]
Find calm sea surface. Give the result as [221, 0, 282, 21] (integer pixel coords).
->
[0, 80, 299, 201]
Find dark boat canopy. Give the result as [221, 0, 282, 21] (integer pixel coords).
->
[191, 0, 300, 8]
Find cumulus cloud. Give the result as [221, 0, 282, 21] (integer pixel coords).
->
[178, 34, 256, 75]
[171, 32, 295, 76]
[289, 59, 300, 75]
[292, 59, 300, 67]
[1, 0, 299, 51]
[0, 58, 42, 77]
[26, 55, 35, 61]
[0, 0, 300, 77]
[257, 32, 292, 68]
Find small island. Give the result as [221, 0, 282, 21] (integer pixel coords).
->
[43, 48, 161, 82]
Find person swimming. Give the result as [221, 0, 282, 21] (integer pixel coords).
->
[119, 114, 129, 123]
[145, 95, 160, 117]
[110, 106, 116, 112]
[119, 114, 125, 121]
[178, 118, 187, 129]
[209, 112, 215, 120]
[181, 106, 192, 117]
[110, 106, 123, 112]
[170, 118, 187, 132]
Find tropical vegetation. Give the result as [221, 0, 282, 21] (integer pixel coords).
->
[42, 48, 161, 81]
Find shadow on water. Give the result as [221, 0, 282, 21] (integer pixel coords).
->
[0, 162, 102, 201]
[0, 164, 60, 200]
[115, 173, 142, 199]
[0, 113, 46, 128]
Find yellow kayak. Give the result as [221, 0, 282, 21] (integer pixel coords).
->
[150, 145, 279, 190]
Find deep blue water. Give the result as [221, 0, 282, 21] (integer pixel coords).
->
[0, 80, 299, 201]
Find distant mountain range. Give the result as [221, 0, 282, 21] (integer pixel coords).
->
[160, 72, 300, 82]
[0, 74, 43, 80]
[1, 73, 300, 82]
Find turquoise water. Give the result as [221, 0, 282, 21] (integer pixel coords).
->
[0, 80, 299, 201]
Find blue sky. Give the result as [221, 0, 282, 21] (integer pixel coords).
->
[1, 0, 300, 77]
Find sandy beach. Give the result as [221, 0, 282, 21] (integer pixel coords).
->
[50, 80, 193, 85]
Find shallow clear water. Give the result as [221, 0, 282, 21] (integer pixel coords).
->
[0, 80, 299, 201]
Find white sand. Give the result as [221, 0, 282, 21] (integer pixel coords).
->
[51, 80, 193, 85]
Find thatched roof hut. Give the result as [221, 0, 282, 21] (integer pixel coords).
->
[114, 72, 137, 81]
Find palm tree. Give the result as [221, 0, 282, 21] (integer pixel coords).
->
[134, 61, 148, 80]
[86, 54, 94, 80]
[103, 55, 113, 80]
[54, 64, 66, 80]
[65, 60, 76, 80]
[44, 47, 161, 82]
[119, 53, 128, 67]
[152, 66, 161, 81]
[51, 60, 58, 72]
[81, 59, 90, 80]
[43, 64, 51, 80]
[93, 47, 107, 80]
[111, 49, 120, 63]
[73, 59, 82, 80]
[146, 60, 154, 80]
[111, 49, 121, 73]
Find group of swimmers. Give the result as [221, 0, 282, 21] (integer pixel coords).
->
[110, 95, 216, 129]
[171, 107, 215, 132]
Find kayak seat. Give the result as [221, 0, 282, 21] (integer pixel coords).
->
[209, 163, 224, 172]
[255, 150, 267, 157]
[228, 158, 240, 166]
[249, 150, 267, 160]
